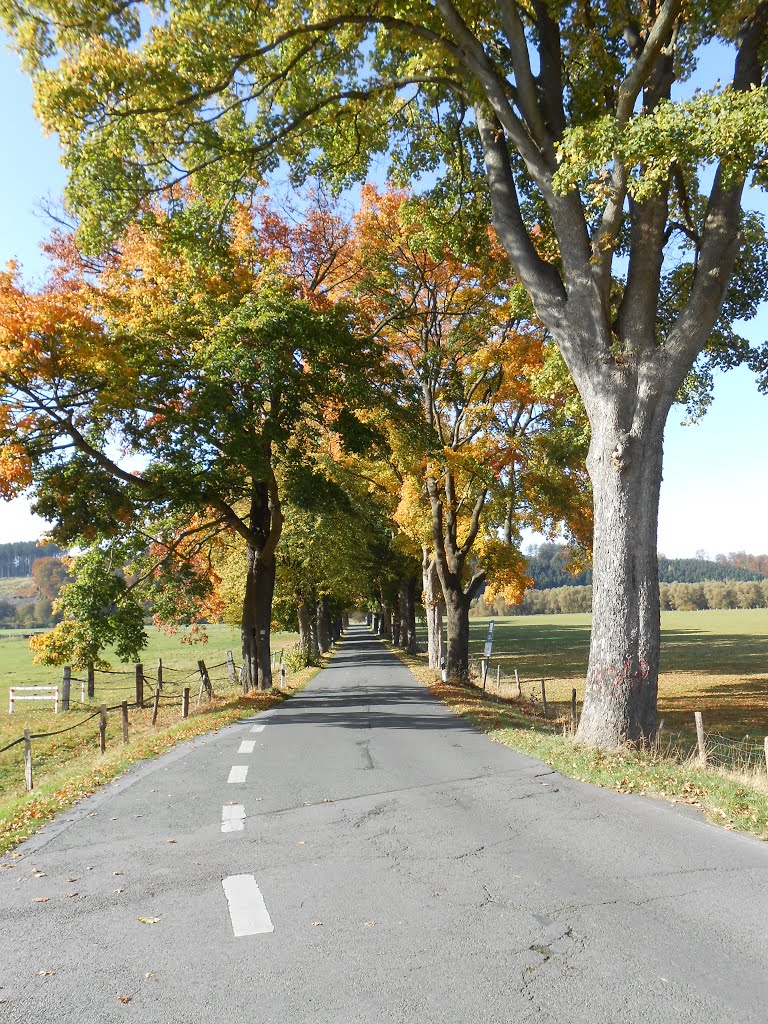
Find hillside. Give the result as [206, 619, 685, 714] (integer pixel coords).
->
[526, 544, 766, 589]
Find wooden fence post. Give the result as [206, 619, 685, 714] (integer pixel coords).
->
[99, 705, 107, 754]
[226, 650, 237, 685]
[121, 701, 129, 745]
[570, 689, 577, 733]
[87, 662, 95, 700]
[481, 660, 488, 692]
[135, 664, 144, 709]
[541, 679, 548, 717]
[23, 728, 33, 792]
[197, 660, 213, 699]
[151, 688, 161, 725]
[182, 688, 190, 719]
[655, 718, 665, 751]
[62, 666, 71, 711]
[694, 711, 707, 768]
[280, 660, 286, 690]
[763, 736, 768, 774]
[157, 658, 163, 692]
[496, 665, 501, 691]
[515, 669, 521, 699]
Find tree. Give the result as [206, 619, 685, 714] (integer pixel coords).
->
[0, 200, 377, 684]
[346, 187, 589, 678]
[6, 2, 768, 743]
[31, 555, 69, 601]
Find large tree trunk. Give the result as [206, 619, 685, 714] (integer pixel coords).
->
[422, 549, 443, 669]
[253, 554, 275, 690]
[316, 596, 332, 654]
[379, 598, 393, 640]
[401, 576, 417, 653]
[443, 588, 471, 681]
[392, 598, 402, 647]
[241, 544, 275, 691]
[575, 388, 671, 746]
[241, 545, 259, 693]
[297, 593, 313, 665]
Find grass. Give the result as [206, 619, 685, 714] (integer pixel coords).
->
[394, 609, 768, 840]
[0, 576, 36, 600]
[0, 624, 305, 855]
[457, 610, 768, 748]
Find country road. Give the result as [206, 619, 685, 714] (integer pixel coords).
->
[1, 625, 766, 1023]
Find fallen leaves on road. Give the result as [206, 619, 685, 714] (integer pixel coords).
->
[118, 995, 132, 1004]
[144, 973, 155, 980]
[64, 892, 79, 899]
[137, 917, 160, 925]
[164, 839, 177, 844]
[36, 971, 55, 977]
[32, 897, 49, 903]
[312, 921, 323, 927]
[113, 888, 125, 894]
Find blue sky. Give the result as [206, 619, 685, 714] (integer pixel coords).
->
[0, 42, 766, 558]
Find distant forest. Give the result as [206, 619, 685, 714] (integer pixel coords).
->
[0, 540, 64, 578]
[526, 544, 766, 589]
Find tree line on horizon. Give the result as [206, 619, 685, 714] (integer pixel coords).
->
[525, 544, 767, 590]
[475, 579, 768, 618]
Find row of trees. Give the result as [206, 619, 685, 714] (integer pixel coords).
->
[3, 2, 768, 747]
[476, 579, 768, 617]
[1, 188, 589, 678]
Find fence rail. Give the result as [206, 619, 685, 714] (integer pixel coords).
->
[0, 644, 297, 793]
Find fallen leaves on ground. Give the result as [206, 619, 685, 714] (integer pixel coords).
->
[137, 916, 160, 925]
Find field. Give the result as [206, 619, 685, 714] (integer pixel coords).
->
[0, 623, 299, 712]
[460, 609, 768, 746]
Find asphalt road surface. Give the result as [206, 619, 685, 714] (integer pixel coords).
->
[2, 625, 767, 1023]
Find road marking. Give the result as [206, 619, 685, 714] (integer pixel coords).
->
[221, 805, 245, 832]
[238, 740, 256, 754]
[250, 724, 265, 734]
[227, 766, 248, 784]
[222, 875, 274, 936]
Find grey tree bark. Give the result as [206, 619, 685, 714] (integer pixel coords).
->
[239, 478, 282, 691]
[426, 477, 486, 681]
[422, 548, 443, 670]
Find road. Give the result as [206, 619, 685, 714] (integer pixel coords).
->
[1, 625, 767, 1023]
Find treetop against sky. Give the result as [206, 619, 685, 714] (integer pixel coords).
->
[0, 11, 765, 555]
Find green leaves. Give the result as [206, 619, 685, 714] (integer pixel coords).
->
[554, 87, 768, 202]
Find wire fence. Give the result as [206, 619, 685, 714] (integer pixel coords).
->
[467, 653, 768, 776]
[0, 640, 304, 791]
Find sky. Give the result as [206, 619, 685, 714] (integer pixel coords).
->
[0, 40, 766, 559]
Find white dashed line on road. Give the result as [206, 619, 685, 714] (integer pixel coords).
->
[250, 724, 265, 733]
[221, 804, 245, 832]
[227, 766, 248, 784]
[238, 740, 256, 754]
[222, 875, 274, 936]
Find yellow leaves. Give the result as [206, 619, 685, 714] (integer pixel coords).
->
[0, 442, 33, 499]
[478, 539, 532, 606]
[393, 476, 431, 545]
